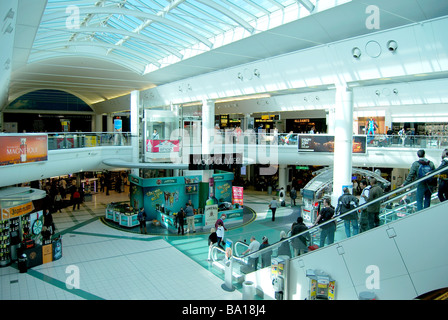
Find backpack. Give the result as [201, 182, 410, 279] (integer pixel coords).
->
[342, 195, 352, 209]
[417, 162, 432, 179]
[417, 161, 437, 187]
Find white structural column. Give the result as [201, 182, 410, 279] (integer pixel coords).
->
[278, 164, 287, 194]
[202, 99, 215, 156]
[332, 85, 354, 205]
[106, 113, 113, 132]
[130, 90, 140, 176]
[93, 114, 103, 132]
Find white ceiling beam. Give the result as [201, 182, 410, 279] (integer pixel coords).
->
[296, 0, 315, 13]
[195, 0, 255, 33]
[31, 40, 160, 67]
[36, 27, 183, 58]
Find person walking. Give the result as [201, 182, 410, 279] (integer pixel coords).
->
[137, 207, 147, 234]
[72, 188, 81, 211]
[54, 191, 62, 213]
[290, 187, 297, 206]
[401, 149, 436, 211]
[216, 220, 225, 248]
[185, 202, 196, 233]
[269, 197, 278, 221]
[176, 207, 185, 235]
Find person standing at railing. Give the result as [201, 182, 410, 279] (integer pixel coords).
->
[207, 227, 218, 261]
[313, 198, 336, 247]
[242, 236, 260, 271]
[366, 178, 384, 229]
[435, 149, 448, 202]
[358, 180, 371, 233]
[336, 187, 359, 238]
[401, 149, 436, 211]
[291, 217, 311, 256]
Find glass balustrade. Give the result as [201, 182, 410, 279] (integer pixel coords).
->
[45, 132, 133, 150]
[5, 131, 446, 151]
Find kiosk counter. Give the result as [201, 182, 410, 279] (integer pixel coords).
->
[106, 202, 139, 228]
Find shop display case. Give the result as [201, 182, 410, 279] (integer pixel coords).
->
[105, 202, 139, 228]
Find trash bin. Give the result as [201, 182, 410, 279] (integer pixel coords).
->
[242, 281, 255, 300]
[18, 254, 28, 273]
[267, 186, 272, 195]
[359, 291, 376, 300]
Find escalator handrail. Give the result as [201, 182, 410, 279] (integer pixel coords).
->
[237, 165, 448, 261]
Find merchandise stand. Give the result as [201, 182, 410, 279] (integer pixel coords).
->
[105, 170, 244, 233]
[0, 187, 63, 268]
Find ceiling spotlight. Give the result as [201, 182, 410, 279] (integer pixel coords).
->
[393, 88, 398, 95]
[4, 8, 14, 20]
[237, 72, 243, 81]
[387, 40, 398, 52]
[352, 47, 361, 59]
[375, 90, 380, 96]
[3, 23, 13, 34]
[254, 69, 260, 78]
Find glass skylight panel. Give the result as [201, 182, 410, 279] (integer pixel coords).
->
[31, 0, 348, 74]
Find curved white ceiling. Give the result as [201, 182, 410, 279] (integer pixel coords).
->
[8, 0, 448, 106]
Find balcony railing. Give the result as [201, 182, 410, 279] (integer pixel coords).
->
[46, 132, 133, 150]
[4, 131, 447, 151]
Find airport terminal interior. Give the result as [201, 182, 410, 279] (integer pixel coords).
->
[1, 0, 448, 302]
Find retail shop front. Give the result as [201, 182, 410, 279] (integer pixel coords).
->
[0, 187, 63, 269]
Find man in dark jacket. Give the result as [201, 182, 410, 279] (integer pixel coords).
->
[336, 187, 359, 238]
[435, 149, 448, 202]
[367, 178, 384, 230]
[291, 217, 310, 256]
[401, 149, 436, 211]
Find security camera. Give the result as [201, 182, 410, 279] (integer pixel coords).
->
[352, 47, 361, 59]
[387, 40, 398, 52]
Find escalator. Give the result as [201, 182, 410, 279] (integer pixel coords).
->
[212, 166, 448, 299]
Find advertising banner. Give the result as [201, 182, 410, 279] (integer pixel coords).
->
[0, 135, 48, 166]
[232, 186, 244, 206]
[298, 135, 367, 154]
[146, 139, 180, 153]
[204, 204, 218, 226]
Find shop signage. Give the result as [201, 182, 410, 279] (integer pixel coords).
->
[188, 153, 242, 169]
[0, 135, 48, 166]
[146, 139, 180, 153]
[232, 186, 244, 206]
[298, 135, 367, 154]
[1, 202, 34, 220]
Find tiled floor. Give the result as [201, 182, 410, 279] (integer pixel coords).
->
[0, 187, 301, 300]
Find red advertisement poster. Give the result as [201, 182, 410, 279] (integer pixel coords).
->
[232, 186, 244, 206]
[0, 135, 48, 166]
[146, 140, 180, 153]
